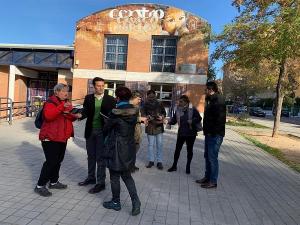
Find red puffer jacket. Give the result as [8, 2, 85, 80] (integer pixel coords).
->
[39, 95, 77, 142]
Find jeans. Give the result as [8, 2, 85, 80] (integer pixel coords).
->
[109, 170, 139, 203]
[38, 141, 67, 186]
[147, 133, 163, 163]
[86, 128, 106, 185]
[204, 135, 223, 184]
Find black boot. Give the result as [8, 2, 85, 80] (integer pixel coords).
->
[167, 163, 177, 172]
[146, 161, 154, 168]
[186, 155, 192, 174]
[132, 199, 141, 216]
[185, 164, 190, 174]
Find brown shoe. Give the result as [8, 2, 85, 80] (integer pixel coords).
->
[195, 177, 209, 184]
[78, 178, 96, 186]
[88, 184, 105, 194]
[201, 182, 217, 189]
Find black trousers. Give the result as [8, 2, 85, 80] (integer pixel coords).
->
[86, 128, 106, 185]
[172, 135, 196, 167]
[109, 169, 139, 203]
[37, 141, 67, 186]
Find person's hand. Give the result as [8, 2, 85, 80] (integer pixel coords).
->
[144, 118, 149, 126]
[64, 102, 72, 108]
[140, 117, 147, 123]
[74, 113, 82, 119]
[157, 115, 163, 121]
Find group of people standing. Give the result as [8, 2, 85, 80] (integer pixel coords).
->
[33, 77, 226, 216]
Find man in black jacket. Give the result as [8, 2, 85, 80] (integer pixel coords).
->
[78, 77, 116, 194]
[196, 81, 226, 189]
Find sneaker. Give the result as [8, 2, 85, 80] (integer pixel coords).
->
[195, 177, 209, 184]
[103, 200, 121, 211]
[34, 186, 52, 197]
[146, 161, 154, 168]
[167, 166, 177, 172]
[157, 162, 163, 170]
[88, 184, 105, 194]
[49, 181, 67, 189]
[132, 199, 141, 216]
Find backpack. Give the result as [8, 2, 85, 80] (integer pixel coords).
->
[188, 103, 203, 132]
[34, 99, 55, 129]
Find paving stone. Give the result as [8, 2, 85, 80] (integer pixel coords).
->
[0, 118, 299, 225]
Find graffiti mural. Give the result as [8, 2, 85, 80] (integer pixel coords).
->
[76, 4, 209, 41]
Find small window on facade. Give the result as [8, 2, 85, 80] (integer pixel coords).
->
[151, 37, 177, 73]
[104, 35, 128, 70]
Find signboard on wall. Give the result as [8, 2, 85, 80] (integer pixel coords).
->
[179, 64, 197, 74]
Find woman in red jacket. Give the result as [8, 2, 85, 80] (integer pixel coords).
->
[35, 83, 81, 197]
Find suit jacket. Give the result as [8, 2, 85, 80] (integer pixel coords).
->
[81, 93, 116, 139]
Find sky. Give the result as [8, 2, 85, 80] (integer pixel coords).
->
[0, 0, 238, 78]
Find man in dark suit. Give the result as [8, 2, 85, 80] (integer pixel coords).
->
[78, 77, 116, 193]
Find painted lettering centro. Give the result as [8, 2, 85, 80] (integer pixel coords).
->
[109, 7, 164, 19]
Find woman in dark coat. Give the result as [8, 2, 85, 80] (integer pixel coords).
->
[103, 86, 141, 216]
[167, 95, 202, 174]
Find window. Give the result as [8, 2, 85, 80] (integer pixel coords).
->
[151, 84, 173, 109]
[104, 35, 128, 70]
[87, 80, 125, 97]
[151, 37, 177, 73]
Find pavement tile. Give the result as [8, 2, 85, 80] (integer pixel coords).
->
[0, 118, 299, 225]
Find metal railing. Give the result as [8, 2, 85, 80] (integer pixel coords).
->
[0, 97, 13, 125]
[0, 97, 84, 125]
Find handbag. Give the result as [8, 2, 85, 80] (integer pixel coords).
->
[188, 104, 203, 132]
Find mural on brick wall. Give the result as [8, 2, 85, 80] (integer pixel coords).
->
[76, 4, 210, 41]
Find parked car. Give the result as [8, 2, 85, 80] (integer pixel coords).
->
[272, 108, 290, 117]
[227, 105, 247, 114]
[249, 107, 266, 117]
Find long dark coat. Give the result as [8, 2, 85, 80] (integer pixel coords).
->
[103, 103, 138, 171]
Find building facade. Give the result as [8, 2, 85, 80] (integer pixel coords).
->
[0, 3, 209, 120]
[72, 3, 209, 112]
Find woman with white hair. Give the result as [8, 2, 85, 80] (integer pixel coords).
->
[34, 83, 81, 197]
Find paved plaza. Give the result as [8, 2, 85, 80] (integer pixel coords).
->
[0, 118, 299, 225]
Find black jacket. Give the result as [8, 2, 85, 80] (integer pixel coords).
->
[103, 103, 138, 172]
[203, 93, 226, 137]
[141, 97, 166, 135]
[81, 94, 116, 139]
[169, 106, 202, 136]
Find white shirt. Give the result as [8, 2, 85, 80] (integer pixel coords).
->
[94, 93, 104, 100]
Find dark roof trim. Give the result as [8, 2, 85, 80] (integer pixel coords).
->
[0, 43, 74, 51]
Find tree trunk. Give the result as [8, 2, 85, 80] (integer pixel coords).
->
[272, 59, 287, 137]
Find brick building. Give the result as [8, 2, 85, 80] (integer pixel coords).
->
[0, 3, 209, 119]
